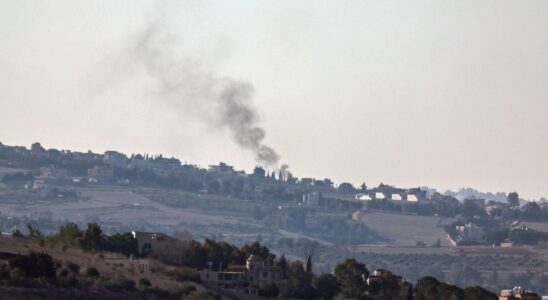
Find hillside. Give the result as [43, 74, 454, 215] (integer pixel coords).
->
[0, 235, 215, 300]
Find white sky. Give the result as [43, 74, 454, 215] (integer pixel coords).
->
[0, 1, 547, 199]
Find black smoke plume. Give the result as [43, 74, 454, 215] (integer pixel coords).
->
[118, 23, 281, 167]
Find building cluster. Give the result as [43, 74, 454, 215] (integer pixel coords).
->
[499, 287, 543, 300]
[355, 184, 427, 204]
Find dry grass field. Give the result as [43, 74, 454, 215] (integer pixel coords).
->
[358, 211, 452, 246]
[0, 234, 199, 291]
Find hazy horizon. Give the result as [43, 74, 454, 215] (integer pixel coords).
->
[1, 1, 547, 199]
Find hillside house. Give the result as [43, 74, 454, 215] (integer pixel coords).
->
[128, 156, 182, 176]
[132, 231, 179, 256]
[455, 223, 485, 243]
[199, 255, 284, 286]
[208, 162, 235, 174]
[38, 165, 70, 184]
[302, 191, 321, 206]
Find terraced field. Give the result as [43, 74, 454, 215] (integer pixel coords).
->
[358, 211, 453, 246]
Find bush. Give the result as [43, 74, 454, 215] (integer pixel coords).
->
[187, 290, 220, 300]
[84, 267, 100, 278]
[164, 267, 201, 283]
[57, 268, 69, 278]
[102, 277, 136, 291]
[0, 265, 10, 280]
[259, 280, 280, 298]
[179, 283, 197, 296]
[138, 277, 151, 288]
[8, 251, 57, 279]
[65, 261, 80, 274]
[11, 229, 24, 238]
[142, 286, 171, 298]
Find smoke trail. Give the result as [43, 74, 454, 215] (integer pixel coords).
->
[121, 23, 280, 167]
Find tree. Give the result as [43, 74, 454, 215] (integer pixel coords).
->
[180, 240, 207, 269]
[203, 239, 235, 271]
[27, 224, 42, 239]
[463, 286, 498, 300]
[102, 232, 138, 256]
[306, 255, 312, 273]
[11, 229, 24, 238]
[414, 276, 441, 300]
[333, 258, 369, 298]
[436, 283, 463, 300]
[284, 261, 315, 299]
[30, 142, 45, 153]
[58, 222, 82, 246]
[259, 280, 280, 298]
[521, 201, 543, 221]
[240, 242, 275, 266]
[205, 179, 221, 194]
[338, 182, 356, 194]
[253, 166, 266, 177]
[77, 223, 103, 251]
[276, 253, 288, 277]
[508, 192, 520, 207]
[314, 273, 339, 300]
[84, 266, 100, 277]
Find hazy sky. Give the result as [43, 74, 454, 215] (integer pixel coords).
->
[1, 1, 547, 199]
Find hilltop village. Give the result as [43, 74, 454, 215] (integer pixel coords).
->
[0, 141, 547, 296]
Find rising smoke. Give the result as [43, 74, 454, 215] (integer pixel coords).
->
[117, 23, 281, 167]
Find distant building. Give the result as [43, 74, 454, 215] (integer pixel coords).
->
[499, 287, 541, 300]
[132, 231, 179, 256]
[365, 269, 403, 290]
[128, 156, 182, 176]
[455, 223, 485, 243]
[208, 162, 235, 174]
[199, 255, 284, 287]
[38, 165, 70, 184]
[355, 184, 426, 204]
[302, 191, 321, 206]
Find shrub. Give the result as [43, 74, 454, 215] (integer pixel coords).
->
[143, 286, 171, 298]
[57, 268, 69, 278]
[84, 267, 100, 278]
[11, 229, 24, 238]
[179, 283, 197, 296]
[259, 280, 280, 298]
[164, 267, 201, 283]
[65, 261, 80, 274]
[138, 277, 151, 288]
[0, 265, 10, 280]
[8, 252, 57, 279]
[102, 277, 136, 291]
[187, 290, 220, 300]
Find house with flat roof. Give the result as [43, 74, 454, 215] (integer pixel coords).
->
[199, 254, 284, 287]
